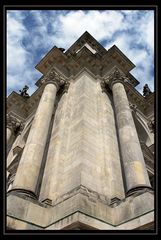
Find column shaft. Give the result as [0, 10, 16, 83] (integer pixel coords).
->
[12, 83, 57, 197]
[112, 82, 151, 194]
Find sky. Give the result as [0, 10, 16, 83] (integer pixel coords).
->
[7, 10, 154, 97]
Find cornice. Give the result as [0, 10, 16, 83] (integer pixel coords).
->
[65, 31, 107, 57]
[104, 45, 135, 72]
[34, 50, 137, 86]
[35, 46, 68, 74]
[34, 31, 136, 82]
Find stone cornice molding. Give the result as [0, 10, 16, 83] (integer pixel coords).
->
[7, 113, 24, 135]
[41, 68, 70, 92]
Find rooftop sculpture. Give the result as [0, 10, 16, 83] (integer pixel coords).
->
[19, 85, 30, 98]
[143, 84, 152, 97]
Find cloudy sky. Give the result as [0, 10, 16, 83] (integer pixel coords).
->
[7, 10, 154, 96]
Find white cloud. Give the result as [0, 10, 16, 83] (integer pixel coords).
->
[7, 13, 28, 69]
[7, 11, 41, 96]
[50, 10, 125, 48]
[104, 11, 154, 93]
[140, 11, 154, 52]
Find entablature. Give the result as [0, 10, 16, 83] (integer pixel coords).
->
[35, 46, 68, 75]
[34, 31, 137, 88]
[102, 45, 136, 79]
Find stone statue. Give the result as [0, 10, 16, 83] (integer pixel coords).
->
[143, 84, 152, 97]
[58, 48, 65, 52]
[19, 85, 30, 98]
[148, 119, 154, 133]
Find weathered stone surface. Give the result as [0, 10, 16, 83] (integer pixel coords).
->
[6, 190, 154, 230]
[40, 71, 125, 204]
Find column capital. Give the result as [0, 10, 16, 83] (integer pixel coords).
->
[7, 113, 24, 135]
[41, 68, 69, 92]
[103, 68, 131, 90]
[100, 80, 106, 93]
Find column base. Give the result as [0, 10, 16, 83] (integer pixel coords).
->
[7, 188, 38, 200]
[126, 185, 153, 197]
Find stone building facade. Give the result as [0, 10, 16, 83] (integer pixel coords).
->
[6, 32, 154, 230]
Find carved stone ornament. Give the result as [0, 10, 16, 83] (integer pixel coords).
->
[41, 68, 68, 91]
[147, 119, 154, 133]
[100, 80, 106, 93]
[129, 103, 137, 112]
[7, 113, 24, 135]
[63, 80, 70, 94]
[100, 75, 110, 93]
[101, 68, 131, 91]
[108, 68, 131, 89]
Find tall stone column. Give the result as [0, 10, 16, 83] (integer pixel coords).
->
[109, 69, 151, 194]
[11, 69, 67, 198]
